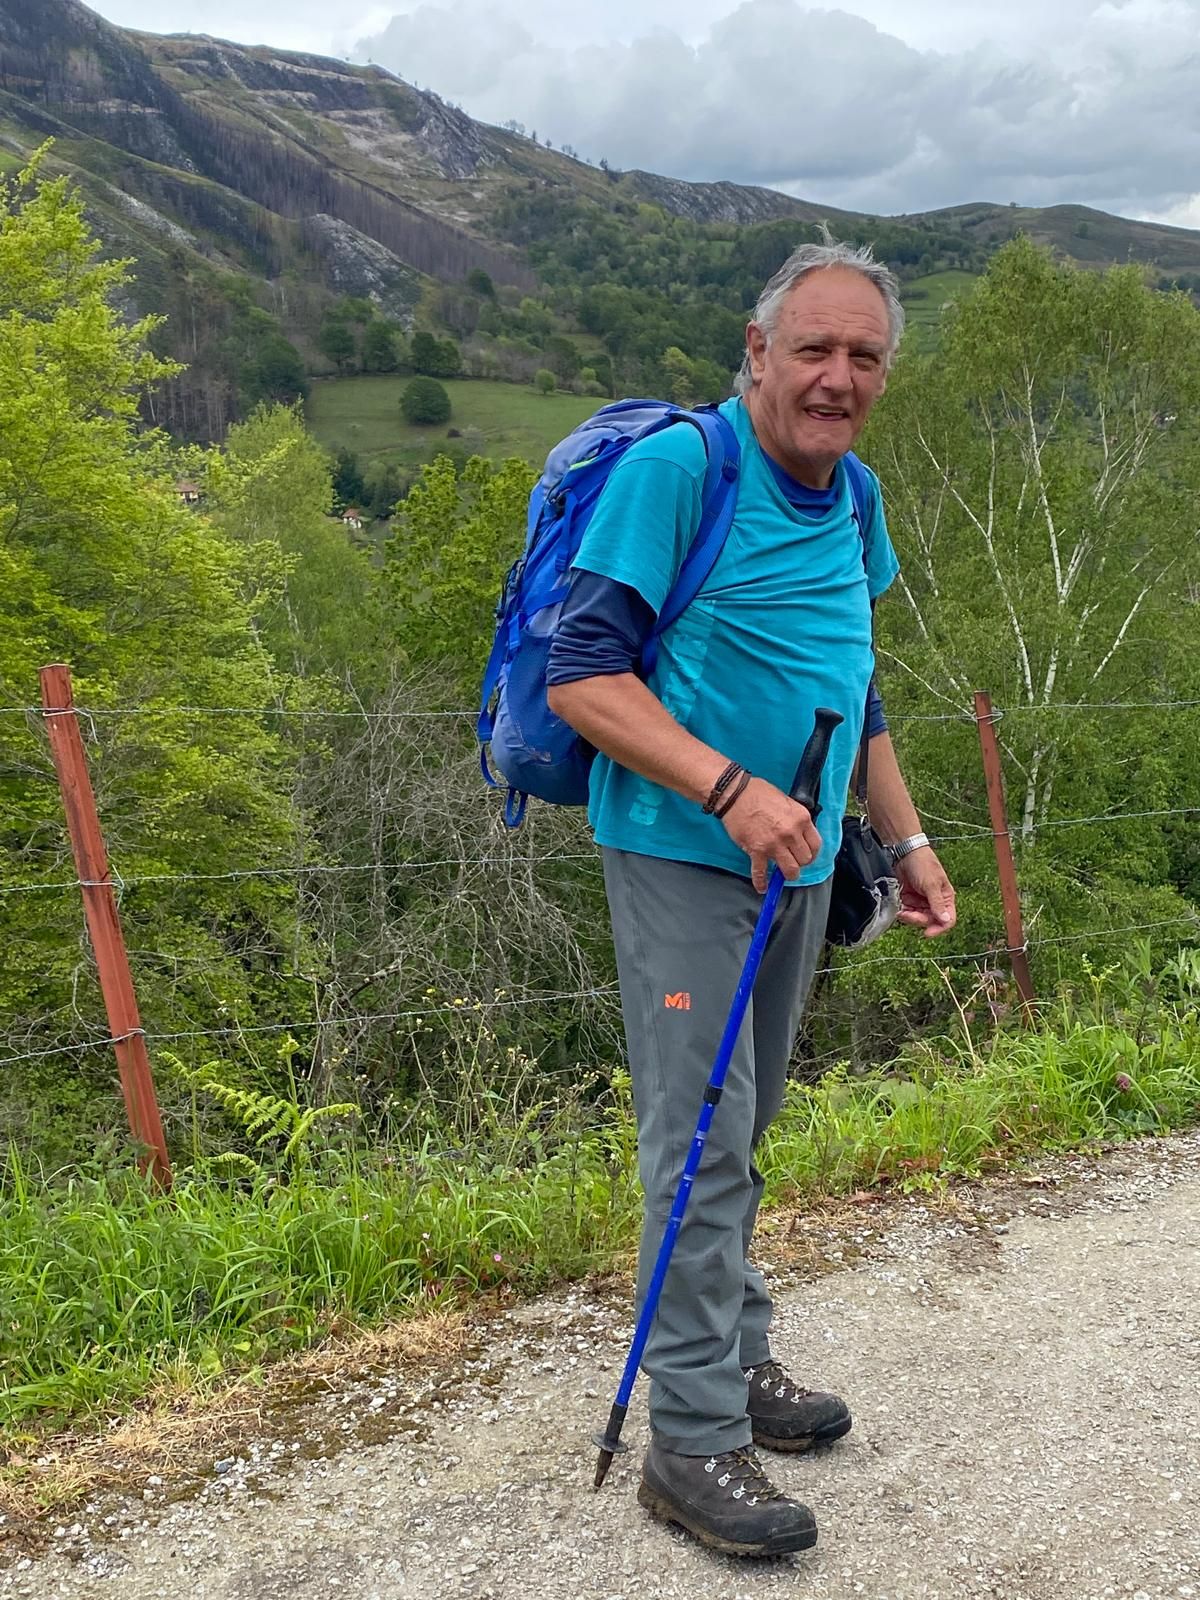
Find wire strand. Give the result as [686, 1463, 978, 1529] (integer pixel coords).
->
[82, 705, 477, 722]
[1033, 915, 1200, 948]
[5, 695, 1200, 725]
[0, 986, 622, 1068]
[7, 798, 1198, 900]
[1026, 806, 1199, 833]
[7, 908, 1196, 1069]
[0, 851, 601, 896]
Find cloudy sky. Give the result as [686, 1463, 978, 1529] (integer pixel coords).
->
[89, 0, 1200, 225]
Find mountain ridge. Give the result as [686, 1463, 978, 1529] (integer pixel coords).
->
[4, 0, 1199, 442]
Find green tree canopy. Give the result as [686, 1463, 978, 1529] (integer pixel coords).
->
[361, 319, 400, 373]
[401, 376, 452, 425]
[410, 330, 461, 379]
[0, 150, 309, 1056]
[330, 446, 365, 509]
[197, 404, 376, 681]
[382, 454, 534, 696]
[318, 318, 357, 372]
[241, 331, 307, 408]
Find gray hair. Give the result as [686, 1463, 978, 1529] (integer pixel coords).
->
[733, 236, 905, 395]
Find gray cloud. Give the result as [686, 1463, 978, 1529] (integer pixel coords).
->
[91, 0, 383, 55]
[356, 0, 1200, 218]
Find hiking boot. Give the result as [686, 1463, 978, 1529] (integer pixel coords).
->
[745, 1359, 852, 1452]
[637, 1439, 817, 1557]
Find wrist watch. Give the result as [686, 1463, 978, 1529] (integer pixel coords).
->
[887, 831, 930, 863]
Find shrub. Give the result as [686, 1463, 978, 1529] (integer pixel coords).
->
[401, 376, 452, 425]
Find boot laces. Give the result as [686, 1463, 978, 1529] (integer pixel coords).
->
[744, 1359, 812, 1405]
[702, 1446, 783, 1505]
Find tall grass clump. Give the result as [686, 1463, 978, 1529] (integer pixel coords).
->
[0, 1076, 641, 1430]
[762, 945, 1200, 1195]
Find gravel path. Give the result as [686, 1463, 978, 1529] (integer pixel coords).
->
[6, 1133, 1200, 1600]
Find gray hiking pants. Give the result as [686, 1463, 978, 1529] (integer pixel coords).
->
[602, 847, 832, 1456]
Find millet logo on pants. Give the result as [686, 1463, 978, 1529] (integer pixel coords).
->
[664, 991, 692, 1011]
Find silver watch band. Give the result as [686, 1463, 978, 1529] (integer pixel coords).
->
[888, 832, 930, 863]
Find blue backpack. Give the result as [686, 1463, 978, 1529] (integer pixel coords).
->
[477, 397, 873, 828]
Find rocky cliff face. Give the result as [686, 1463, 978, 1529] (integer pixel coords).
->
[300, 216, 422, 324]
[624, 170, 811, 226]
[0, 0, 198, 169]
[148, 35, 494, 184]
[0, 0, 528, 301]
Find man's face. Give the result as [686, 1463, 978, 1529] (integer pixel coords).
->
[744, 267, 891, 488]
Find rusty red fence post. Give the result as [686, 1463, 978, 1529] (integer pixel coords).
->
[39, 664, 172, 1189]
[973, 689, 1037, 1024]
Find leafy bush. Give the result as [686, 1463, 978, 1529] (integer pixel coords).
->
[401, 376, 452, 425]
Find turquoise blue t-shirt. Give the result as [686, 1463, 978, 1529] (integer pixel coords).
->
[572, 396, 900, 885]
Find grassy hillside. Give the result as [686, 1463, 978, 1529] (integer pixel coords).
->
[305, 377, 598, 470]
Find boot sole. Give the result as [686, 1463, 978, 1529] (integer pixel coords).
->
[751, 1414, 853, 1453]
[637, 1481, 818, 1557]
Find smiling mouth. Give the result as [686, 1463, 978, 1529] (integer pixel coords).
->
[806, 407, 849, 420]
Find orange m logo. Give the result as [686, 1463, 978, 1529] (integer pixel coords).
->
[664, 991, 691, 1011]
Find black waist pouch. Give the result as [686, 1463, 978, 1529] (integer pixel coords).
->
[826, 811, 901, 949]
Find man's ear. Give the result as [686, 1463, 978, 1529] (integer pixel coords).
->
[745, 322, 768, 383]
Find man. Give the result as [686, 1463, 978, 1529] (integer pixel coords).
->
[546, 240, 957, 1558]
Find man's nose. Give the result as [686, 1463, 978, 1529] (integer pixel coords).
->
[816, 350, 854, 391]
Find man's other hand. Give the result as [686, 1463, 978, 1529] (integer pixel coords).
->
[896, 848, 956, 938]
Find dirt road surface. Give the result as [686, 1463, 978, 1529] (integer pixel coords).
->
[5, 1133, 1199, 1600]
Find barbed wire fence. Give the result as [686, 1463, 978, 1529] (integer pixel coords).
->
[1, 671, 1198, 1180]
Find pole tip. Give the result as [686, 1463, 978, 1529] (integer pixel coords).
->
[591, 1430, 627, 1490]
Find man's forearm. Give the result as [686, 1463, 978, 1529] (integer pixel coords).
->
[864, 731, 923, 843]
[547, 673, 729, 805]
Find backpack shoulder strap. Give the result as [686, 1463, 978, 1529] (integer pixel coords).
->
[842, 450, 873, 549]
[843, 450, 879, 807]
[641, 406, 740, 674]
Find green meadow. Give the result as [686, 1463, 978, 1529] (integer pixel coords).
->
[305, 376, 601, 470]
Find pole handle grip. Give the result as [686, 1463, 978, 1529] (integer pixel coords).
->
[788, 706, 844, 820]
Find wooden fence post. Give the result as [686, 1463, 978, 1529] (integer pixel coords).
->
[39, 664, 172, 1189]
[973, 689, 1037, 1024]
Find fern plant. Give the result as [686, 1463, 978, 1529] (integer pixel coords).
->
[162, 1050, 358, 1165]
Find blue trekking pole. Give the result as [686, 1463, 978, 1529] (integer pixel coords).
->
[593, 706, 844, 1489]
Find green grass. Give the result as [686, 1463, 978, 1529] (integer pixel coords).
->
[2, 953, 1198, 1437]
[901, 269, 979, 347]
[304, 376, 601, 470]
[0, 1092, 642, 1431]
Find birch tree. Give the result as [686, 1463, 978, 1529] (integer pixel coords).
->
[864, 238, 1200, 958]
